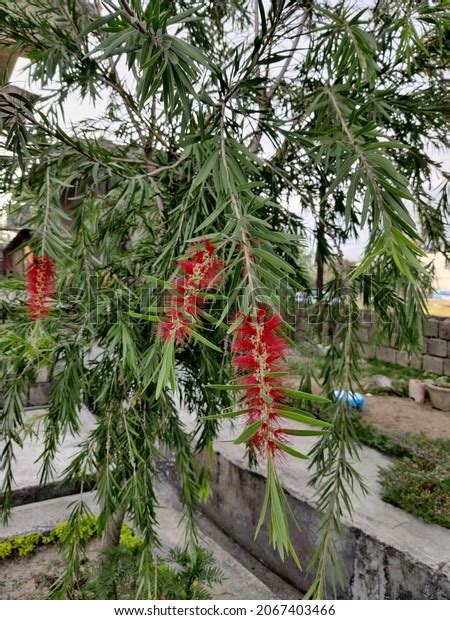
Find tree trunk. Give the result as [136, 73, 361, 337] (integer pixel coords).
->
[101, 506, 126, 552]
[315, 213, 325, 299]
[315, 176, 328, 300]
[316, 250, 324, 299]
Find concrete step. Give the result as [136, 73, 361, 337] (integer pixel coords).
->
[0, 481, 301, 600]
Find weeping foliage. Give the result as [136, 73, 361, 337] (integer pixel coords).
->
[0, 0, 448, 600]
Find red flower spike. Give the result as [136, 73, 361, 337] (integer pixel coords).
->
[158, 241, 223, 344]
[26, 255, 55, 320]
[231, 307, 290, 457]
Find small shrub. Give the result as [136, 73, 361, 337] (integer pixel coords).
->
[165, 546, 224, 600]
[0, 539, 13, 560]
[119, 523, 142, 552]
[13, 533, 42, 557]
[0, 533, 43, 560]
[0, 515, 100, 561]
[79, 544, 223, 600]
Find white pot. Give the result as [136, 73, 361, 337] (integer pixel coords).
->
[427, 383, 450, 411]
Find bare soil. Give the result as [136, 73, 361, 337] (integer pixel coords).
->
[0, 541, 100, 600]
[363, 394, 450, 439]
[288, 375, 450, 440]
[0, 545, 63, 599]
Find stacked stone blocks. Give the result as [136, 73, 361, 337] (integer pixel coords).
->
[296, 312, 450, 376]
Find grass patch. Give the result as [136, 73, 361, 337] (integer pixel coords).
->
[355, 419, 413, 458]
[358, 358, 438, 383]
[288, 347, 440, 389]
[379, 435, 450, 529]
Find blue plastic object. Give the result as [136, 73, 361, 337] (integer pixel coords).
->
[333, 390, 365, 411]
[432, 290, 450, 299]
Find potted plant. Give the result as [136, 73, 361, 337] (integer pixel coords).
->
[427, 376, 450, 411]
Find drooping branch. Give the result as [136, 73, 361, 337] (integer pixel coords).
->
[249, 4, 313, 153]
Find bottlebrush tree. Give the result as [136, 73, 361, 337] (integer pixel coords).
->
[0, 0, 448, 599]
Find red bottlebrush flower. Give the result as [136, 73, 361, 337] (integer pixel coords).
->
[231, 306, 290, 457]
[158, 240, 223, 343]
[26, 255, 55, 320]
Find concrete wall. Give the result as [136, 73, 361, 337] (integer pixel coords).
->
[202, 447, 450, 600]
[296, 312, 450, 376]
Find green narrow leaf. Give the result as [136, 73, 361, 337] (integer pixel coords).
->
[266, 371, 289, 379]
[282, 428, 328, 436]
[155, 340, 174, 399]
[203, 410, 248, 420]
[234, 419, 263, 444]
[194, 200, 226, 232]
[191, 151, 219, 190]
[255, 469, 271, 537]
[273, 440, 309, 459]
[280, 387, 330, 404]
[277, 409, 332, 427]
[79, 10, 120, 36]
[128, 311, 160, 322]
[227, 313, 245, 334]
[144, 274, 172, 288]
[252, 247, 296, 274]
[188, 329, 222, 352]
[206, 383, 259, 391]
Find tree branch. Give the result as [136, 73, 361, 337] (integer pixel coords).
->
[249, 4, 312, 153]
[254, 0, 260, 39]
[118, 0, 147, 34]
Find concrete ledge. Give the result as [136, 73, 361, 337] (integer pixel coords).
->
[201, 422, 450, 600]
[1, 479, 95, 508]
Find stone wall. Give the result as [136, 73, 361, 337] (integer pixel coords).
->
[296, 313, 450, 376]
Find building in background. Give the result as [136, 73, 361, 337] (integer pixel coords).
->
[2, 228, 31, 277]
[0, 47, 36, 277]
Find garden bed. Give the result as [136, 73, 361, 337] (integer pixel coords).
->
[0, 521, 223, 600]
[287, 350, 450, 528]
[0, 541, 83, 600]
